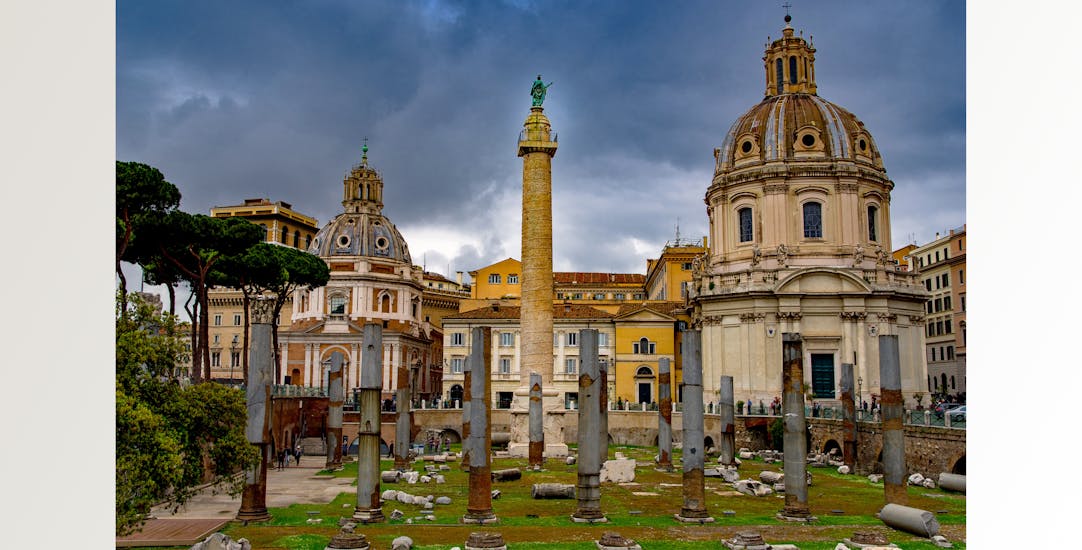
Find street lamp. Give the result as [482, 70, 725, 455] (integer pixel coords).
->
[857, 376, 863, 415]
[230, 335, 239, 387]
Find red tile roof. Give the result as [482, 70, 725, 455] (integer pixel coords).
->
[554, 272, 645, 284]
[447, 303, 615, 321]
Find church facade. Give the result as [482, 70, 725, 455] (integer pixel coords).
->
[690, 16, 929, 409]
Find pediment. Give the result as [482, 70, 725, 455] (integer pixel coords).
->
[616, 308, 676, 322]
[775, 268, 872, 294]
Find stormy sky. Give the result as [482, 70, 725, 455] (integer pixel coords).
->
[117, 1, 965, 281]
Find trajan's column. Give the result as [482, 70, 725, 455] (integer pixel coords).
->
[509, 75, 567, 458]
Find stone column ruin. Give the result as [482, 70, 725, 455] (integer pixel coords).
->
[676, 329, 713, 523]
[394, 358, 411, 471]
[528, 372, 544, 469]
[879, 334, 907, 505]
[236, 298, 274, 523]
[463, 327, 496, 524]
[461, 357, 472, 471]
[719, 374, 736, 467]
[840, 362, 857, 471]
[656, 357, 674, 471]
[326, 351, 345, 470]
[353, 323, 385, 523]
[778, 333, 813, 521]
[572, 329, 607, 523]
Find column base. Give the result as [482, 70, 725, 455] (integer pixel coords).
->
[352, 508, 385, 523]
[675, 513, 715, 524]
[570, 513, 608, 523]
[235, 508, 271, 524]
[775, 510, 817, 523]
[461, 512, 498, 524]
[508, 442, 569, 458]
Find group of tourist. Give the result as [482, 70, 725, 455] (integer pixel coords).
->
[275, 444, 304, 470]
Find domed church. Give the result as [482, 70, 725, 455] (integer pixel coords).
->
[280, 144, 437, 401]
[690, 16, 928, 408]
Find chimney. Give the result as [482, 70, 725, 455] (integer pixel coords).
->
[456, 271, 464, 285]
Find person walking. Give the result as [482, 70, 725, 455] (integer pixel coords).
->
[277, 448, 286, 470]
[294, 443, 303, 466]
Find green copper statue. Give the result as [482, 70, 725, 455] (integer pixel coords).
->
[531, 74, 553, 106]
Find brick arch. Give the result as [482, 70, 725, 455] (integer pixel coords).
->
[439, 428, 462, 444]
[821, 438, 842, 456]
[947, 451, 966, 475]
[705, 436, 715, 450]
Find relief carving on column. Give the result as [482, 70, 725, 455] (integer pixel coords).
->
[699, 315, 725, 327]
[852, 245, 864, 267]
[775, 311, 802, 321]
[252, 298, 275, 324]
[739, 313, 766, 323]
[776, 244, 789, 267]
[751, 245, 762, 266]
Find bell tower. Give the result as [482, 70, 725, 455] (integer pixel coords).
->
[342, 139, 384, 215]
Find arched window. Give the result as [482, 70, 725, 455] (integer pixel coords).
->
[940, 373, 948, 390]
[293, 230, 300, 248]
[380, 294, 391, 313]
[950, 376, 956, 390]
[305, 235, 312, 249]
[775, 58, 784, 95]
[789, 56, 798, 84]
[803, 202, 823, 238]
[280, 226, 288, 243]
[635, 366, 653, 377]
[867, 205, 878, 242]
[738, 207, 753, 242]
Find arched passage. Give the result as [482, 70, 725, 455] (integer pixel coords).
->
[439, 428, 462, 444]
[822, 439, 842, 457]
[704, 436, 715, 450]
[950, 454, 966, 475]
[449, 384, 463, 404]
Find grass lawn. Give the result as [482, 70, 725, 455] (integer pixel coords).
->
[130, 444, 965, 549]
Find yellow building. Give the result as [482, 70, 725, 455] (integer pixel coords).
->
[205, 198, 320, 383]
[613, 302, 685, 406]
[421, 270, 471, 330]
[645, 238, 708, 302]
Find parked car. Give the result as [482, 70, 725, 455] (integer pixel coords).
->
[946, 405, 966, 423]
[933, 402, 960, 418]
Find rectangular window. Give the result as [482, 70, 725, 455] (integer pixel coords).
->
[556, 293, 564, 300]
[488, 273, 501, 284]
[924, 279, 932, 291]
[214, 314, 222, 326]
[739, 207, 754, 242]
[936, 321, 943, 336]
[565, 358, 577, 374]
[213, 334, 220, 345]
[926, 323, 933, 337]
[211, 352, 221, 367]
[934, 298, 942, 312]
[565, 392, 579, 410]
[451, 333, 464, 346]
[947, 346, 955, 360]
[554, 332, 559, 346]
[500, 332, 514, 346]
[566, 332, 578, 347]
[497, 392, 513, 409]
[926, 301, 933, 314]
[508, 274, 519, 284]
[935, 277, 941, 290]
[599, 332, 609, 347]
[330, 295, 346, 315]
[959, 270, 964, 284]
[572, 293, 582, 300]
[593, 293, 605, 300]
[633, 342, 639, 354]
[231, 352, 240, 367]
[961, 295, 966, 311]
[935, 250, 940, 262]
[650, 342, 656, 354]
[942, 273, 949, 287]
[233, 313, 242, 326]
[944, 296, 952, 310]
[803, 202, 823, 238]
[945, 318, 952, 334]
[633, 293, 644, 300]
[451, 357, 463, 374]
[959, 239, 964, 251]
[682, 262, 693, 270]
[614, 293, 625, 300]
[929, 347, 935, 362]
[499, 357, 511, 374]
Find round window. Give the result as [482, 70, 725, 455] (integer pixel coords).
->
[375, 236, 389, 250]
[337, 234, 351, 248]
[741, 140, 753, 154]
[801, 134, 816, 147]
[859, 139, 867, 151]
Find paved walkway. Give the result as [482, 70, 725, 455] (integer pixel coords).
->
[117, 456, 354, 547]
[152, 455, 354, 520]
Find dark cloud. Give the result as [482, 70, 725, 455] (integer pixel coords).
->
[118, 0, 965, 281]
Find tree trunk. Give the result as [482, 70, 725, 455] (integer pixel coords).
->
[166, 283, 176, 318]
[185, 292, 200, 383]
[199, 283, 212, 382]
[117, 263, 128, 318]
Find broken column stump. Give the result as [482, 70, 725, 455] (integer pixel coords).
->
[571, 329, 607, 523]
[462, 327, 497, 524]
[531, 483, 575, 499]
[464, 532, 506, 550]
[237, 298, 274, 523]
[777, 333, 815, 522]
[657, 357, 674, 472]
[879, 335, 907, 505]
[675, 329, 714, 523]
[353, 323, 385, 524]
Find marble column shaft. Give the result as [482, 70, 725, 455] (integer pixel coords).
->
[394, 360, 411, 471]
[464, 327, 495, 523]
[572, 329, 605, 522]
[657, 358, 674, 471]
[528, 372, 544, 468]
[237, 298, 274, 522]
[719, 375, 735, 467]
[840, 363, 857, 470]
[354, 323, 385, 523]
[781, 333, 811, 518]
[460, 358, 472, 471]
[678, 330, 712, 521]
[879, 335, 907, 505]
[326, 351, 344, 469]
